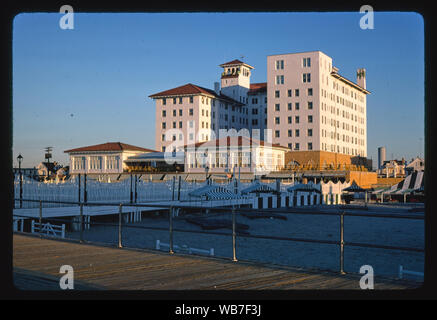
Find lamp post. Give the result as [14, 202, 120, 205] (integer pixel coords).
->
[205, 166, 209, 185]
[17, 154, 23, 208]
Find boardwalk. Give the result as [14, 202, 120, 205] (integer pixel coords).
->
[13, 234, 420, 290]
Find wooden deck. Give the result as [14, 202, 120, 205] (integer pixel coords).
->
[13, 234, 420, 290]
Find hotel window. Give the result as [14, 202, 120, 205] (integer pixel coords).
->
[288, 130, 292, 137]
[162, 146, 166, 152]
[189, 133, 194, 141]
[179, 97, 183, 104]
[201, 109, 204, 116]
[275, 117, 280, 124]
[288, 103, 292, 111]
[295, 129, 300, 137]
[179, 134, 183, 141]
[161, 134, 165, 141]
[179, 109, 182, 116]
[190, 96, 193, 103]
[179, 121, 182, 128]
[162, 98, 166, 105]
[252, 119, 258, 125]
[232, 116, 235, 122]
[295, 116, 300, 124]
[288, 89, 292, 97]
[276, 75, 284, 85]
[173, 98, 177, 104]
[206, 110, 209, 117]
[172, 135, 176, 141]
[288, 143, 292, 149]
[303, 57, 311, 67]
[308, 142, 313, 150]
[173, 110, 176, 117]
[275, 60, 284, 70]
[275, 130, 280, 138]
[308, 129, 313, 137]
[275, 104, 280, 111]
[212, 111, 215, 119]
[295, 143, 300, 150]
[308, 88, 313, 96]
[189, 121, 193, 128]
[162, 110, 166, 117]
[295, 102, 300, 110]
[295, 89, 299, 97]
[252, 108, 258, 115]
[303, 73, 311, 83]
[162, 122, 166, 129]
[189, 108, 194, 116]
[308, 115, 313, 123]
[288, 116, 292, 124]
[275, 90, 280, 98]
[308, 102, 313, 109]
[173, 122, 176, 128]
[265, 97, 267, 103]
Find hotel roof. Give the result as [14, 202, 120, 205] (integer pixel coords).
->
[64, 142, 156, 153]
[184, 136, 288, 150]
[149, 83, 243, 105]
[330, 71, 371, 94]
[219, 59, 254, 69]
[248, 82, 267, 95]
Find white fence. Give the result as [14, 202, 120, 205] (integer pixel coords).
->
[398, 265, 424, 279]
[156, 240, 214, 256]
[31, 220, 66, 238]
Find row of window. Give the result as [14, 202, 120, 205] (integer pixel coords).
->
[275, 128, 313, 138]
[321, 143, 364, 156]
[274, 115, 313, 125]
[274, 101, 313, 111]
[275, 57, 311, 70]
[275, 73, 311, 85]
[274, 88, 313, 98]
[72, 156, 119, 170]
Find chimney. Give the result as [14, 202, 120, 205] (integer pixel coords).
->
[357, 68, 366, 89]
[214, 82, 220, 95]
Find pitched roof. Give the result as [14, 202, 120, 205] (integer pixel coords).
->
[248, 82, 267, 95]
[149, 83, 243, 105]
[64, 142, 156, 153]
[219, 59, 254, 69]
[184, 136, 288, 150]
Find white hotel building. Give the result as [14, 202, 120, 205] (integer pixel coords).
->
[149, 51, 370, 170]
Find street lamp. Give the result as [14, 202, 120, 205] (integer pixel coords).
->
[17, 154, 23, 208]
[205, 165, 209, 185]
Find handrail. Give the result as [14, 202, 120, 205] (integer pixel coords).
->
[13, 198, 425, 275]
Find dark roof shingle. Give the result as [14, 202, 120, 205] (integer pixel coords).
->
[64, 142, 156, 153]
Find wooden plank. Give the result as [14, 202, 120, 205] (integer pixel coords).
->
[13, 234, 421, 290]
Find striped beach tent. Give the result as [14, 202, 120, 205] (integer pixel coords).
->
[240, 182, 279, 195]
[287, 182, 321, 194]
[375, 171, 425, 194]
[188, 184, 238, 200]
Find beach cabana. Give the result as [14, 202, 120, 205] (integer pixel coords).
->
[286, 182, 321, 194]
[188, 184, 238, 200]
[240, 182, 280, 195]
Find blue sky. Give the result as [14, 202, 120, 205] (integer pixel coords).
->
[12, 11, 424, 168]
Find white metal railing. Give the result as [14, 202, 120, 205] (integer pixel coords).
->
[156, 239, 214, 256]
[31, 220, 65, 238]
[398, 265, 424, 279]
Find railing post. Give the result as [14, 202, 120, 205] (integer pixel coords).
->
[130, 174, 133, 203]
[79, 203, 84, 243]
[118, 203, 123, 248]
[340, 211, 345, 274]
[232, 205, 238, 262]
[78, 173, 81, 203]
[134, 174, 138, 203]
[169, 206, 174, 254]
[38, 200, 43, 239]
[84, 174, 88, 203]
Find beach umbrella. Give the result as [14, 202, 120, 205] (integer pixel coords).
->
[342, 180, 366, 193]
